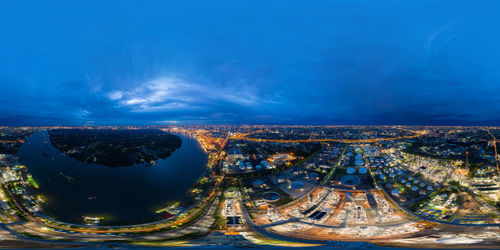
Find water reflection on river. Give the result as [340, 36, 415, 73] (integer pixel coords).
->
[17, 130, 208, 225]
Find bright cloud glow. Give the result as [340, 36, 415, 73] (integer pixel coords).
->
[107, 76, 262, 112]
[1, 0, 500, 125]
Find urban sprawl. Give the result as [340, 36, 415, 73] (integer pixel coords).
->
[0, 126, 499, 248]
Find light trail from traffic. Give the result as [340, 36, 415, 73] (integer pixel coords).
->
[486, 129, 499, 175]
[230, 130, 427, 144]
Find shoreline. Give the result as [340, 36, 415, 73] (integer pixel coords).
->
[14, 130, 212, 227]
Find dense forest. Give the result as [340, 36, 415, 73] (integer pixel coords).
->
[48, 129, 182, 167]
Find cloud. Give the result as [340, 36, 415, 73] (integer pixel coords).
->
[108, 91, 123, 100]
[106, 76, 264, 113]
[1, 0, 500, 125]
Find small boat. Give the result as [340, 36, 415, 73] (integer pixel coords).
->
[145, 160, 157, 167]
[59, 172, 74, 182]
[41, 152, 49, 157]
[88, 196, 96, 200]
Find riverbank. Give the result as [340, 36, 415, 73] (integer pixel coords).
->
[17, 130, 209, 225]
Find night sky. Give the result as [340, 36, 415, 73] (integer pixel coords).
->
[1, 0, 499, 126]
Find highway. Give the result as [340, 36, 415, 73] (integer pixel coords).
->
[4, 180, 220, 234]
[486, 129, 499, 175]
[230, 130, 427, 144]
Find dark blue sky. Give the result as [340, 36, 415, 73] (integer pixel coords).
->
[1, 0, 499, 125]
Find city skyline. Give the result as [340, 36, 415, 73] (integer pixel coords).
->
[1, 0, 500, 248]
[0, 125, 499, 248]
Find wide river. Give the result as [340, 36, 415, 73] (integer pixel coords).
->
[17, 130, 208, 225]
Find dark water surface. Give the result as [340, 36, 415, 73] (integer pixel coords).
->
[17, 130, 208, 225]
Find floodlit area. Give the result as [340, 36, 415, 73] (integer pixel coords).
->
[0, 126, 500, 248]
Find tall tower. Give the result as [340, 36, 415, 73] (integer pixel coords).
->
[465, 149, 469, 169]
